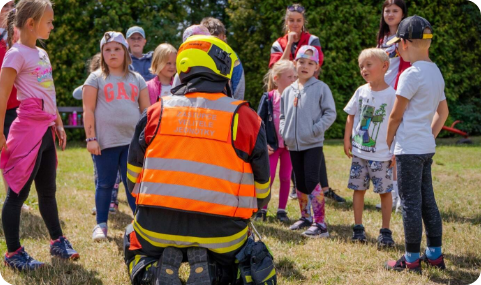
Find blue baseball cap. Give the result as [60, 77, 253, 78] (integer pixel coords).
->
[126, 26, 146, 39]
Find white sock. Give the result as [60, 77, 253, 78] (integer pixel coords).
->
[392, 181, 398, 201]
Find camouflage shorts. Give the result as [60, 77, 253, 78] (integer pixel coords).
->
[347, 156, 393, 194]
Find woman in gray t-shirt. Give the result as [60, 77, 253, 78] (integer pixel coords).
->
[83, 32, 150, 242]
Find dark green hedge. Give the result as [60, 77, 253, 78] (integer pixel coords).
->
[227, 0, 481, 138]
[45, 0, 480, 139]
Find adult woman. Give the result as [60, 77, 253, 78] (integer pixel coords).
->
[269, 3, 323, 68]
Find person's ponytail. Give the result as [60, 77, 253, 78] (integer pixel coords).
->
[6, 9, 15, 49]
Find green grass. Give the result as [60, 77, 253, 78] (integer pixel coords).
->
[0, 138, 480, 284]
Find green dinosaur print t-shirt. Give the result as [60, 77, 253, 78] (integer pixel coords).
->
[344, 84, 396, 161]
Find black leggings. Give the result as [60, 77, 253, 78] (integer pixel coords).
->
[291, 149, 329, 190]
[2, 128, 63, 252]
[396, 154, 442, 253]
[290, 147, 328, 194]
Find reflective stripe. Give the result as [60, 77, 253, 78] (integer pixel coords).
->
[132, 183, 140, 195]
[163, 95, 243, 113]
[128, 163, 142, 173]
[140, 182, 257, 210]
[127, 169, 139, 183]
[255, 179, 271, 199]
[133, 220, 248, 254]
[144, 157, 254, 185]
[233, 113, 239, 141]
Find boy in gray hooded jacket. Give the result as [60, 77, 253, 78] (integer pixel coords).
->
[279, 45, 336, 238]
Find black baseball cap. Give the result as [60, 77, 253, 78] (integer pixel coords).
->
[387, 15, 433, 45]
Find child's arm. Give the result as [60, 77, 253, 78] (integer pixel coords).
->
[138, 87, 151, 113]
[0, 68, 17, 149]
[431, 100, 449, 138]
[313, 86, 337, 136]
[344, 115, 354, 158]
[279, 94, 286, 138]
[54, 109, 67, 151]
[386, 95, 410, 149]
[83, 85, 100, 155]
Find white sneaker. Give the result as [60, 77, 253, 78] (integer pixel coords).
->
[92, 223, 108, 241]
[91, 207, 97, 215]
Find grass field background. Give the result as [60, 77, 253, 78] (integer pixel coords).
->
[0, 137, 480, 285]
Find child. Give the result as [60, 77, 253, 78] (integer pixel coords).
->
[343, 48, 396, 247]
[384, 15, 449, 272]
[83, 31, 150, 241]
[279, 46, 336, 238]
[201, 17, 245, 100]
[0, 0, 79, 271]
[256, 60, 296, 222]
[73, 53, 121, 215]
[126, 26, 155, 81]
[375, 0, 409, 212]
[146, 43, 177, 104]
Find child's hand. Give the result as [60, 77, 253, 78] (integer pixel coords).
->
[87, 141, 101, 156]
[343, 140, 352, 158]
[389, 155, 396, 168]
[267, 145, 274, 155]
[55, 126, 67, 151]
[287, 32, 298, 45]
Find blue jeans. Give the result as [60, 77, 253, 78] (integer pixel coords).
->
[93, 145, 136, 224]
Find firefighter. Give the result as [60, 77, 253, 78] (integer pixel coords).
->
[125, 35, 271, 285]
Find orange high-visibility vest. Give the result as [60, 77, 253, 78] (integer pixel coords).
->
[134, 93, 258, 219]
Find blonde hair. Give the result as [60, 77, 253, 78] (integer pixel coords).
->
[358, 48, 390, 67]
[150, 43, 177, 75]
[100, 35, 132, 78]
[6, 0, 52, 49]
[264, 60, 295, 91]
[410, 28, 432, 49]
[87, 53, 101, 73]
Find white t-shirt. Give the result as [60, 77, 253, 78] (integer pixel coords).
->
[344, 84, 396, 161]
[379, 35, 401, 88]
[394, 61, 446, 155]
[160, 84, 172, 97]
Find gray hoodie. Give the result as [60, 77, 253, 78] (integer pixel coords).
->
[279, 77, 337, 151]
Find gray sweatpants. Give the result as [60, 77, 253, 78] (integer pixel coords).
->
[396, 154, 443, 253]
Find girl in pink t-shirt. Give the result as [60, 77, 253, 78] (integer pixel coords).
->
[256, 60, 296, 222]
[0, 0, 79, 271]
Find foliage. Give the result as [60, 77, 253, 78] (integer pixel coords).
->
[45, 1, 480, 139]
[227, 0, 481, 138]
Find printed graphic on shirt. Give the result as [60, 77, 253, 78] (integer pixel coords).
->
[32, 54, 54, 89]
[380, 36, 400, 59]
[352, 100, 388, 153]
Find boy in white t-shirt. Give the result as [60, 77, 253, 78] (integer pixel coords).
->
[384, 16, 449, 273]
[344, 48, 396, 248]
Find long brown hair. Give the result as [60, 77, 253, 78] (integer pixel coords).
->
[6, 0, 52, 49]
[377, 0, 407, 45]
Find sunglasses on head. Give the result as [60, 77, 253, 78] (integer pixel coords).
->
[287, 5, 305, 13]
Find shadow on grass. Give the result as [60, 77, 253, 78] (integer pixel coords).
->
[276, 256, 306, 282]
[109, 210, 134, 231]
[3, 259, 103, 285]
[254, 222, 307, 245]
[440, 210, 481, 226]
[0, 211, 65, 240]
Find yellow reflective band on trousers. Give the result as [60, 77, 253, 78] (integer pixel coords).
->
[133, 219, 248, 254]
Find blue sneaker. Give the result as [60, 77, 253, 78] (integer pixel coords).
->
[4, 247, 44, 271]
[50, 236, 80, 260]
